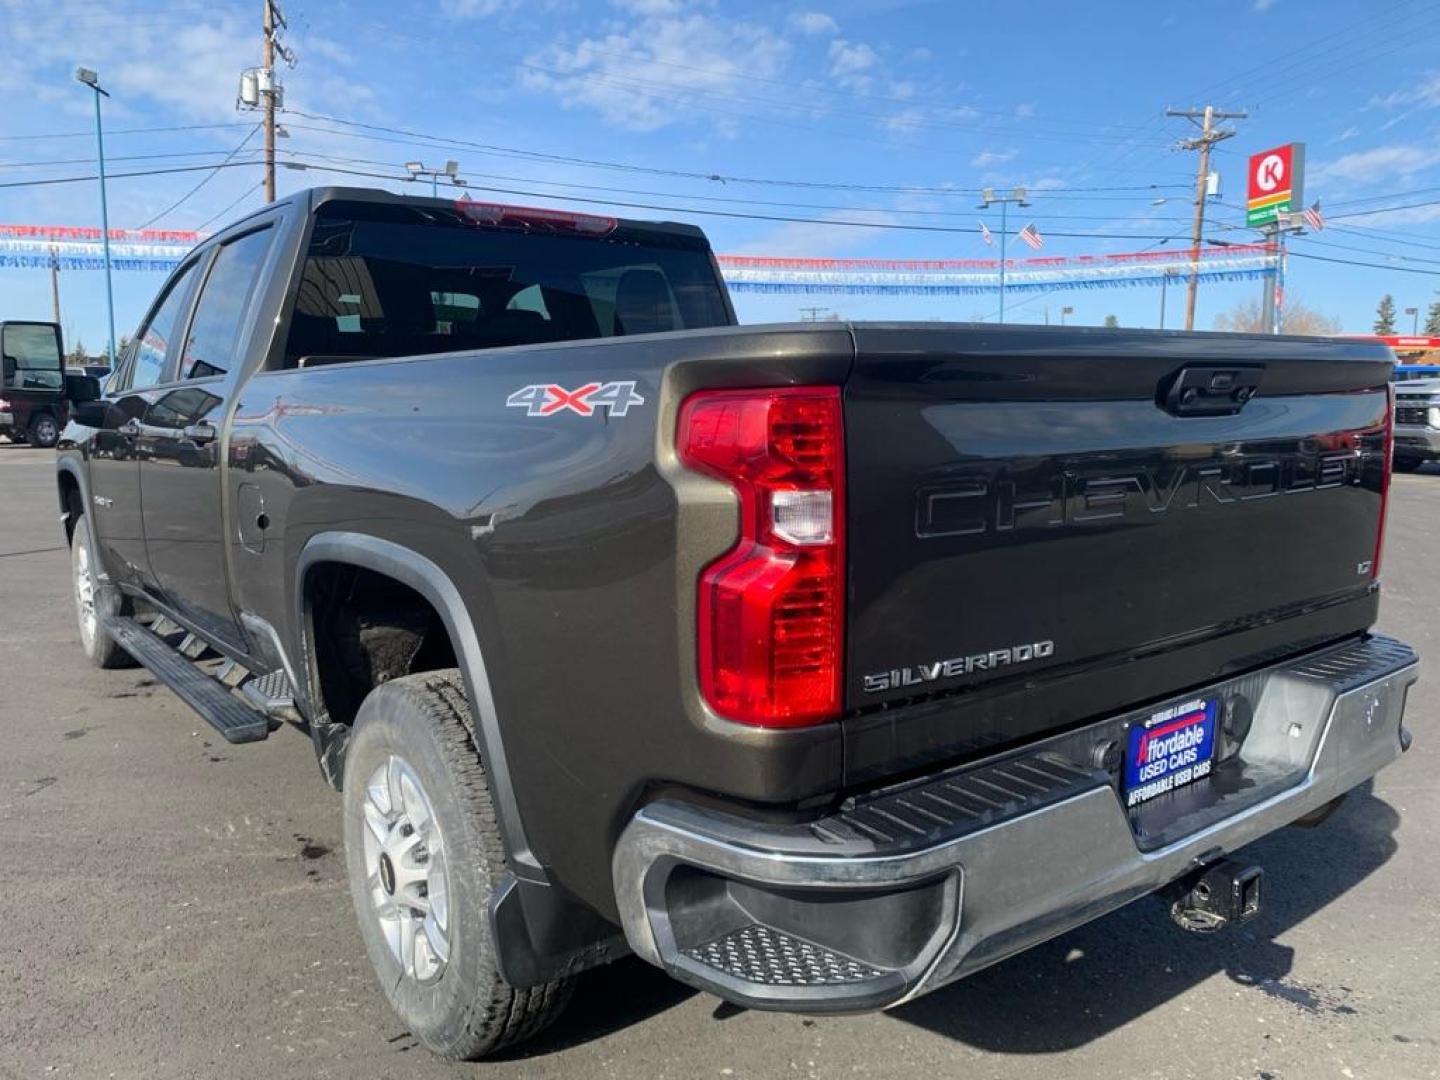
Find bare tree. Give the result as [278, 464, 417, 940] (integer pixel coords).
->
[1213, 296, 1343, 336]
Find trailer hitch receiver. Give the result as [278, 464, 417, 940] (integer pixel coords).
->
[1167, 859, 1263, 933]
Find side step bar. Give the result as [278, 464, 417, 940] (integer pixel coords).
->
[105, 616, 272, 744]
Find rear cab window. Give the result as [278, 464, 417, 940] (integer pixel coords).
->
[281, 200, 732, 368]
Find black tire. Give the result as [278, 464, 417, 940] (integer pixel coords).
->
[1393, 456, 1425, 473]
[70, 511, 133, 669]
[28, 412, 60, 449]
[342, 670, 573, 1059]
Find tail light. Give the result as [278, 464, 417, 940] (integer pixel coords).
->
[678, 387, 845, 727]
[1373, 384, 1395, 580]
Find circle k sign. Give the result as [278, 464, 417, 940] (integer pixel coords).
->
[1255, 153, 1286, 192]
[1246, 142, 1304, 227]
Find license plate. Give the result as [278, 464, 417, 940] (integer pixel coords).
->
[1123, 697, 1218, 808]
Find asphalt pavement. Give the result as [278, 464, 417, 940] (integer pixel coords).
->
[2, 440, 1437, 1080]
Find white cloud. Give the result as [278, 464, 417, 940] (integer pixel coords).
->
[789, 11, 839, 36]
[1371, 73, 1440, 110]
[523, 9, 791, 133]
[1342, 204, 1440, 227]
[971, 149, 1017, 168]
[1253, 0, 1277, 10]
[1335, 125, 1360, 142]
[1014, 102, 1035, 118]
[1316, 143, 1440, 183]
[614, 0, 683, 13]
[828, 39, 879, 91]
[439, 0, 513, 16]
[884, 108, 926, 135]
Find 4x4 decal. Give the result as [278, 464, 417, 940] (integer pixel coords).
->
[506, 381, 646, 418]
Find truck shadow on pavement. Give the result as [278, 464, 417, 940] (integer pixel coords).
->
[890, 782, 1399, 1052]
[493, 955, 698, 1060]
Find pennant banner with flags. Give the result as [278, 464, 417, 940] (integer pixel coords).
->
[0, 226, 202, 272]
[717, 245, 1271, 297]
[1017, 222, 1044, 250]
[0, 223, 1275, 300]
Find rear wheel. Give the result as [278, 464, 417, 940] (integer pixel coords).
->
[71, 512, 131, 668]
[342, 670, 573, 1059]
[27, 412, 60, 449]
[1393, 456, 1425, 473]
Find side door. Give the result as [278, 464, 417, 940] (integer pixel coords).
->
[86, 257, 202, 590]
[137, 225, 275, 650]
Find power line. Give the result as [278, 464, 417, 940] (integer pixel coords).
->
[0, 121, 256, 143]
[267, 158, 1242, 242]
[1332, 198, 1440, 221]
[0, 160, 261, 190]
[282, 110, 1191, 195]
[195, 180, 266, 231]
[272, 145, 1191, 222]
[0, 147, 263, 171]
[1289, 234, 1440, 268]
[1287, 249, 1440, 276]
[138, 125, 262, 229]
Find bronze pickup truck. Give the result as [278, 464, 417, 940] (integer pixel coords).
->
[57, 186, 1418, 1059]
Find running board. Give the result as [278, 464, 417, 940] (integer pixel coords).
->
[105, 616, 272, 744]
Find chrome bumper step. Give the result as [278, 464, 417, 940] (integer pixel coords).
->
[614, 634, 1420, 1013]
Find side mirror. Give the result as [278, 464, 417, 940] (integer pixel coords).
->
[71, 400, 110, 428]
[65, 372, 102, 404]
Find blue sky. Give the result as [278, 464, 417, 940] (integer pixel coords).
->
[4, 0, 1440, 354]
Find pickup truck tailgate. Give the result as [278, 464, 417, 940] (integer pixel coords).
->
[843, 326, 1392, 731]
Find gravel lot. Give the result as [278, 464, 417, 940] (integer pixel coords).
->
[2, 440, 1437, 1080]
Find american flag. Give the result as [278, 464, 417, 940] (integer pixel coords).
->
[1018, 222, 1044, 250]
[1302, 200, 1324, 232]
[979, 220, 993, 246]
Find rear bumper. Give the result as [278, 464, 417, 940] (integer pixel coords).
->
[613, 635, 1419, 1012]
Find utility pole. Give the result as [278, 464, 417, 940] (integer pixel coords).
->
[1167, 105, 1246, 330]
[49, 246, 61, 326]
[262, 0, 276, 202]
[799, 306, 829, 322]
[256, 0, 293, 201]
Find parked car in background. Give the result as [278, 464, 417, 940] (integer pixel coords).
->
[0, 321, 92, 448]
[1394, 373, 1440, 471]
[1393, 363, 1438, 383]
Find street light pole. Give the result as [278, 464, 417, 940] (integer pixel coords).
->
[76, 68, 117, 367]
[978, 187, 1029, 324]
[405, 159, 461, 198]
[1406, 306, 1420, 335]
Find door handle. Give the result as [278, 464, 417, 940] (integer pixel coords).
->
[182, 422, 218, 444]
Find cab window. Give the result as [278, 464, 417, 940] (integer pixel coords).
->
[180, 229, 274, 381]
[125, 259, 201, 391]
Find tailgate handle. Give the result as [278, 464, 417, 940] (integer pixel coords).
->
[1160, 365, 1263, 417]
